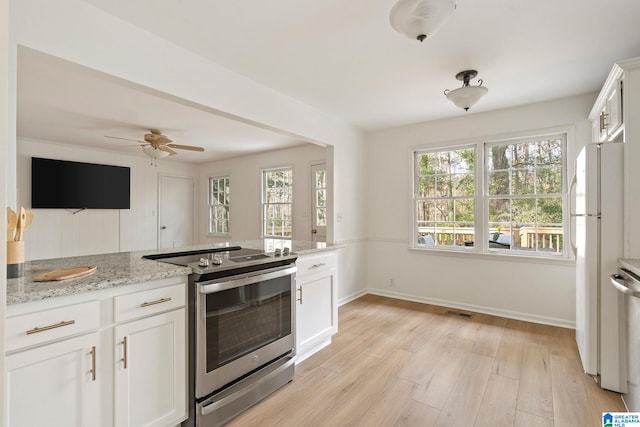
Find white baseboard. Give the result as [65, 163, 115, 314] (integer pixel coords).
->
[338, 289, 368, 307]
[365, 288, 576, 329]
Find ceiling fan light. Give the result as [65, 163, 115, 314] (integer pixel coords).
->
[445, 85, 488, 111]
[390, 0, 456, 41]
[143, 148, 170, 159]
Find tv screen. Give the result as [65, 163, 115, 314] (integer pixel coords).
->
[31, 157, 130, 209]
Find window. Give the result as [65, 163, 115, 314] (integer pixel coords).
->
[412, 132, 567, 258]
[263, 168, 293, 239]
[486, 135, 565, 255]
[208, 176, 229, 234]
[415, 147, 476, 247]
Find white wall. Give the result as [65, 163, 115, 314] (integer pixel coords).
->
[16, 138, 195, 260]
[198, 144, 327, 243]
[365, 93, 597, 327]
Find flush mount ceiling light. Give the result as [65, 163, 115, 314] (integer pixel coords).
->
[444, 70, 488, 111]
[143, 147, 170, 159]
[389, 0, 456, 42]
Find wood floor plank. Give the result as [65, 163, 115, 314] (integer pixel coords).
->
[434, 352, 494, 427]
[517, 342, 554, 420]
[492, 318, 526, 379]
[473, 373, 519, 427]
[409, 347, 469, 409]
[393, 399, 440, 427]
[515, 410, 554, 427]
[550, 353, 593, 427]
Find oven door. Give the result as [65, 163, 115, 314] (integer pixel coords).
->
[195, 265, 296, 398]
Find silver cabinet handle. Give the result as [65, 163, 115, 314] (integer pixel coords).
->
[297, 287, 303, 304]
[311, 263, 326, 269]
[610, 274, 640, 298]
[26, 320, 75, 335]
[140, 297, 172, 308]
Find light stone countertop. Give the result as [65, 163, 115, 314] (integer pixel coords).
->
[619, 259, 640, 277]
[7, 239, 343, 305]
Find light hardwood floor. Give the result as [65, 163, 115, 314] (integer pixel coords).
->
[228, 294, 626, 427]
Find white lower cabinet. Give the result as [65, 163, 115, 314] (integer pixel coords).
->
[5, 277, 188, 427]
[5, 333, 100, 427]
[295, 251, 338, 360]
[114, 308, 187, 427]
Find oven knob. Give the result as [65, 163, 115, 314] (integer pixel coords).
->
[212, 254, 223, 265]
[252, 355, 259, 365]
[199, 258, 209, 267]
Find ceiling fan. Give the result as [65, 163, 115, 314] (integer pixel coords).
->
[105, 129, 205, 158]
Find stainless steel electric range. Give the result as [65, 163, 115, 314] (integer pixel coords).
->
[144, 246, 297, 426]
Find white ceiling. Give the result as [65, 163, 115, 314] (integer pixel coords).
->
[18, 0, 640, 162]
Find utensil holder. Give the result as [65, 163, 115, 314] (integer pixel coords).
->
[7, 241, 24, 279]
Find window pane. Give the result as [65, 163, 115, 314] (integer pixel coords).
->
[487, 145, 511, 170]
[316, 208, 326, 226]
[512, 169, 535, 195]
[452, 174, 474, 197]
[436, 175, 451, 197]
[536, 167, 562, 194]
[209, 176, 230, 234]
[435, 200, 452, 222]
[418, 176, 436, 198]
[488, 171, 509, 195]
[454, 199, 474, 222]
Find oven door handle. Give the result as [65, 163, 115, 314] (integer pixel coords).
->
[610, 273, 640, 298]
[198, 265, 297, 294]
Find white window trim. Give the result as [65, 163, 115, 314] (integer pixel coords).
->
[208, 175, 230, 236]
[410, 127, 574, 261]
[262, 166, 294, 240]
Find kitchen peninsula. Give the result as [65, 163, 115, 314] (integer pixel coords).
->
[5, 240, 342, 427]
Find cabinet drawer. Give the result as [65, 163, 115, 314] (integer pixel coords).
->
[296, 252, 336, 277]
[114, 283, 185, 323]
[5, 300, 100, 353]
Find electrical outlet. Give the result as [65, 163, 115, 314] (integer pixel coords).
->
[389, 278, 395, 287]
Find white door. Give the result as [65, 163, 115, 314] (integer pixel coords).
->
[114, 309, 187, 427]
[159, 175, 194, 249]
[311, 164, 327, 243]
[5, 333, 100, 427]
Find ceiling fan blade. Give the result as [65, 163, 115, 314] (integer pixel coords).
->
[158, 145, 177, 156]
[105, 135, 146, 143]
[166, 143, 205, 152]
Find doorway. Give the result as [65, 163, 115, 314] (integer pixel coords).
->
[311, 164, 327, 243]
[159, 174, 194, 249]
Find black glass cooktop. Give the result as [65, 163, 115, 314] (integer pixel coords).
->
[143, 246, 265, 266]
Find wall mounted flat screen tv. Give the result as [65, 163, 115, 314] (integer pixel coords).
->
[32, 157, 130, 209]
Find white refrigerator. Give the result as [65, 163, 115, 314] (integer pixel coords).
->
[574, 142, 626, 392]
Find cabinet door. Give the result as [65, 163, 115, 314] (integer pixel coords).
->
[297, 271, 337, 354]
[606, 79, 623, 138]
[114, 308, 186, 427]
[5, 333, 100, 427]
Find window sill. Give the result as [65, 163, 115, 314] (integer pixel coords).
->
[409, 245, 575, 267]
[207, 233, 231, 238]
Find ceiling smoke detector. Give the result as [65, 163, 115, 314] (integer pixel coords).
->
[389, 0, 456, 42]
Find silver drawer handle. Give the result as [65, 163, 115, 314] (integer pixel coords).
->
[610, 274, 640, 298]
[140, 297, 172, 308]
[311, 263, 326, 269]
[26, 320, 76, 335]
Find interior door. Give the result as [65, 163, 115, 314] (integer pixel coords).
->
[311, 164, 327, 243]
[159, 175, 194, 249]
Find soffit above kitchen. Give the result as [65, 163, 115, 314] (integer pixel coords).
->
[17, 48, 311, 164]
[80, 0, 640, 131]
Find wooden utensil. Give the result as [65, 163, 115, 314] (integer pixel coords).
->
[6, 207, 17, 241]
[23, 210, 34, 233]
[14, 207, 26, 241]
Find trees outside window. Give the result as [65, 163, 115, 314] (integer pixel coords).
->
[208, 176, 229, 234]
[413, 133, 567, 258]
[263, 168, 293, 239]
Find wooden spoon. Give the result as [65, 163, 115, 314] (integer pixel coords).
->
[23, 210, 34, 233]
[6, 207, 17, 241]
[14, 207, 26, 241]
